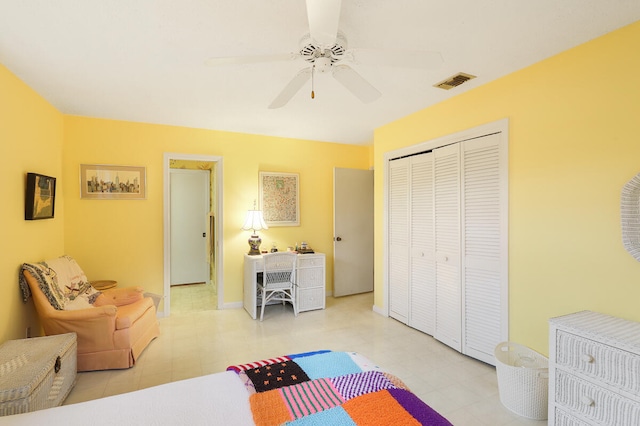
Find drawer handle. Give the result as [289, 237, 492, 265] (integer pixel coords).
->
[580, 395, 595, 407]
[54, 356, 61, 373]
[581, 354, 595, 363]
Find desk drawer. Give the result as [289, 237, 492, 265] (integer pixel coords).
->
[297, 267, 324, 288]
[298, 288, 325, 312]
[556, 331, 640, 394]
[298, 256, 324, 268]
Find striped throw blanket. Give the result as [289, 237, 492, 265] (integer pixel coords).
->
[227, 351, 452, 426]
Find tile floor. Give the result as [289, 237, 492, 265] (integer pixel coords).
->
[64, 284, 546, 425]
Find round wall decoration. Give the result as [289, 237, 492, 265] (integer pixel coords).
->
[621, 172, 640, 261]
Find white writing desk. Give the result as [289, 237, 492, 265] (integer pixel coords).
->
[243, 253, 326, 320]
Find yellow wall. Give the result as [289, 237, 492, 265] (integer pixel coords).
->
[62, 117, 371, 308]
[0, 64, 65, 342]
[374, 21, 640, 355]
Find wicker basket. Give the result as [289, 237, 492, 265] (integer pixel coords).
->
[495, 341, 549, 420]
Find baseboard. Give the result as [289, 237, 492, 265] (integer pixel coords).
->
[372, 304, 387, 317]
[223, 301, 243, 310]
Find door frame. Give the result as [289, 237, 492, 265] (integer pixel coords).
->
[163, 152, 224, 316]
[381, 118, 508, 318]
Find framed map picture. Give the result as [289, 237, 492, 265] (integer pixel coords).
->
[259, 172, 299, 226]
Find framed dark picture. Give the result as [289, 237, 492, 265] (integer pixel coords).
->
[25, 172, 56, 220]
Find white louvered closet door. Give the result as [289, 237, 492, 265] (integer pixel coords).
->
[434, 144, 462, 352]
[409, 154, 436, 335]
[388, 158, 410, 323]
[461, 134, 507, 365]
[385, 122, 508, 366]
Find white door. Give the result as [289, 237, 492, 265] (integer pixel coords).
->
[408, 153, 436, 335]
[461, 133, 508, 365]
[388, 154, 437, 334]
[170, 169, 210, 286]
[433, 143, 462, 352]
[388, 159, 410, 322]
[333, 168, 374, 297]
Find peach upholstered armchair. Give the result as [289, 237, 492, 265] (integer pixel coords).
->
[19, 255, 160, 372]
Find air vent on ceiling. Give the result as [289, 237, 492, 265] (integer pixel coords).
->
[434, 72, 476, 90]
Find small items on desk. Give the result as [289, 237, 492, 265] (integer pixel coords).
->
[264, 241, 315, 254]
[296, 241, 315, 254]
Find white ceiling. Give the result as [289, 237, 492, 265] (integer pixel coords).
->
[1, 1, 639, 145]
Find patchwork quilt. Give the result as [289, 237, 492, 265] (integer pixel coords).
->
[227, 350, 452, 426]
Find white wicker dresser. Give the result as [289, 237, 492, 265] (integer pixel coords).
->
[549, 311, 640, 425]
[0, 333, 77, 416]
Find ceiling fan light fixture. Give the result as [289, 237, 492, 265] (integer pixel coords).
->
[315, 57, 333, 73]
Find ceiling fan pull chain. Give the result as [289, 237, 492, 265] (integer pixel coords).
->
[311, 64, 315, 99]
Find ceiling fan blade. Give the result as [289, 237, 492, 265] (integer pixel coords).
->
[332, 64, 381, 103]
[268, 68, 312, 109]
[305, 0, 341, 47]
[205, 53, 298, 66]
[349, 48, 443, 69]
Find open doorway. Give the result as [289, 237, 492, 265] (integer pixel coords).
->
[163, 153, 223, 316]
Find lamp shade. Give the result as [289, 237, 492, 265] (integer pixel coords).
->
[241, 210, 268, 232]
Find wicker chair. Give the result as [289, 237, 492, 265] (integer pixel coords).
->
[258, 252, 298, 321]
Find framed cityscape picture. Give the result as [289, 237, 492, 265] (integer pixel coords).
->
[80, 164, 146, 200]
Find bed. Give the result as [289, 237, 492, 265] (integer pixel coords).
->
[0, 350, 452, 425]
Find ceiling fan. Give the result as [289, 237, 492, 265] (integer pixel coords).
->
[205, 0, 443, 109]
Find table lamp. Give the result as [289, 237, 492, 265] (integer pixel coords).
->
[241, 205, 268, 255]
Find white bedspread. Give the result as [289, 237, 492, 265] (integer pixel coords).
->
[0, 371, 254, 425]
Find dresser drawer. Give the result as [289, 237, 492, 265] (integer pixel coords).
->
[556, 330, 640, 395]
[553, 408, 590, 426]
[555, 369, 640, 425]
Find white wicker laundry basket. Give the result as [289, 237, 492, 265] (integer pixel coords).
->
[495, 341, 549, 420]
